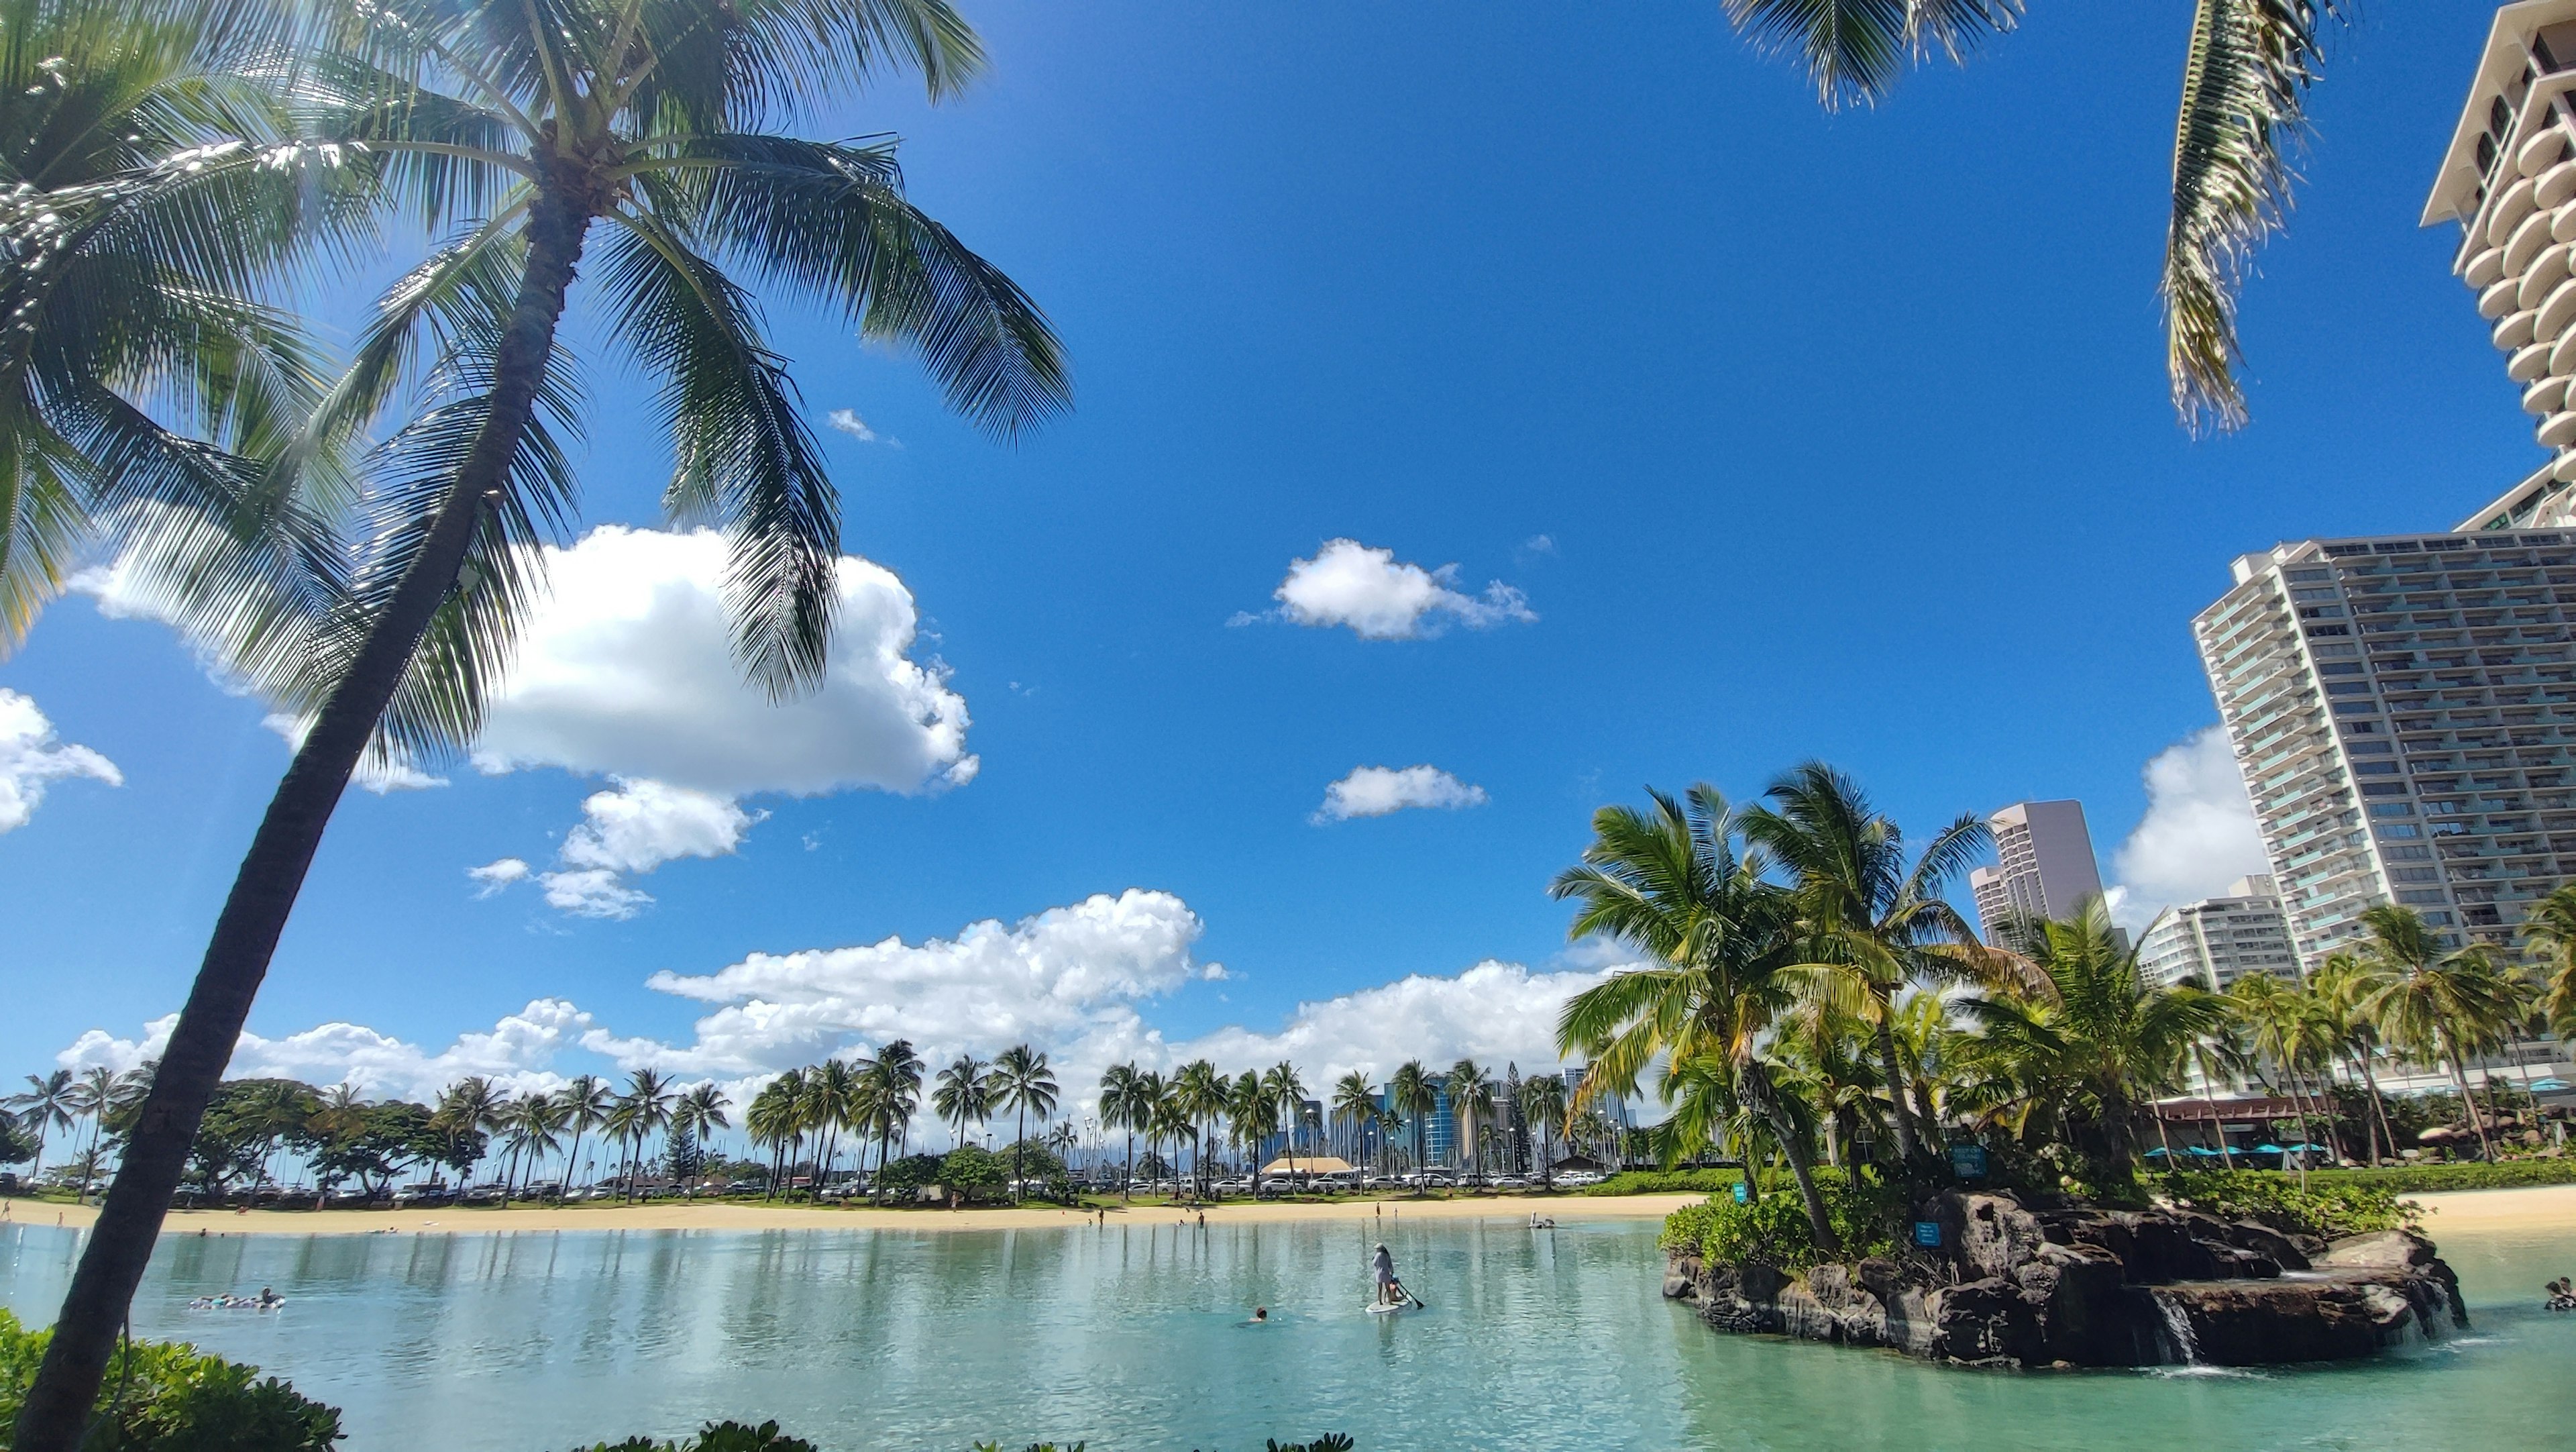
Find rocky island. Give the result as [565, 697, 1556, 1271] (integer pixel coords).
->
[1662, 1190, 2468, 1369]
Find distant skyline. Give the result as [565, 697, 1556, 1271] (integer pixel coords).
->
[0, 5, 2528, 1110]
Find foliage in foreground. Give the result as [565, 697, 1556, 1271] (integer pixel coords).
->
[571, 1427, 1353, 1452]
[1658, 1169, 1902, 1272]
[1580, 1169, 1749, 1197]
[2157, 1172, 2420, 1239]
[2301, 1159, 2576, 1196]
[0, 1310, 340, 1451]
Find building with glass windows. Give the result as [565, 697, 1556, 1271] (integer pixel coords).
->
[2136, 875, 2298, 988]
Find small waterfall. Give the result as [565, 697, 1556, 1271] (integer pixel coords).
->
[2149, 1289, 2202, 1365]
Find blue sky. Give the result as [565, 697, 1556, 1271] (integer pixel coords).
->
[0, 4, 2538, 1116]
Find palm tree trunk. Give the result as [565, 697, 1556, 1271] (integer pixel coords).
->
[10, 180, 598, 1452]
[1743, 1064, 1836, 1253]
[1872, 1011, 1919, 1165]
[2443, 1031, 2496, 1160]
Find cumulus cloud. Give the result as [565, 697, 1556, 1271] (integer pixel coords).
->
[468, 858, 531, 895]
[824, 408, 877, 442]
[59, 999, 596, 1104]
[1174, 960, 1607, 1090]
[541, 868, 654, 920]
[0, 688, 121, 833]
[1237, 539, 1535, 640]
[1315, 764, 1488, 823]
[499, 778, 765, 918]
[2104, 725, 2273, 931]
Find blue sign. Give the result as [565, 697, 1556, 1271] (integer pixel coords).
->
[1913, 1220, 1943, 1249]
[1949, 1143, 1988, 1180]
[1731, 1181, 1750, 1205]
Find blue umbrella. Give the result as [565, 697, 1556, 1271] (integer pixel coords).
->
[2253, 1143, 2286, 1153]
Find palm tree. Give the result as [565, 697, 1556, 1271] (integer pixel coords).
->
[605, 1068, 675, 1202]
[1173, 1059, 1227, 1198]
[1226, 1070, 1274, 1196]
[1960, 898, 2231, 1194]
[2312, 951, 2397, 1167]
[991, 1045, 1057, 1200]
[6, 1072, 76, 1182]
[2522, 882, 2576, 1042]
[1715, 1, 2349, 433]
[502, 1091, 569, 1200]
[1388, 1061, 1435, 1188]
[1552, 784, 1841, 1249]
[2353, 904, 2522, 1161]
[861, 1041, 921, 1196]
[745, 1071, 804, 1201]
[667, 1083, 729, 1196]
[555, 1074, 612, 1199]
[430, 1075, 504, 1188]
[934, 1054, 994, 1150]
[1262, 1061, 1307, 1185]
[1094, 1063, 1142, 1196]
[1330, 1072, 1376, 1168]
[1445, 1059, 1491, 1184]
[32, 3, 1069, 1433]
[0, 0, 353, 658]
[58, 1068, 113, 1201]
[1741, 762, 1998, 1167]
[1517, 1073, 1567, 1187]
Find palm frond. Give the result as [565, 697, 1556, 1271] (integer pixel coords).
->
[1720, 0, 2021, 111]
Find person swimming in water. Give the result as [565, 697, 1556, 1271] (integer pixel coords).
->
[1251, 1306, 1269, 1323]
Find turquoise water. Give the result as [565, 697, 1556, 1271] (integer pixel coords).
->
[4, 1212, 2574, 1451]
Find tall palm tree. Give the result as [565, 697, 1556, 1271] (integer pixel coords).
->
[2312, 951, 2396, 1167]
[861, 1041, 921, 1194]
[430, 1074, 503, 1186]
[502, 1091, 569, 1200]
[745, 1070, 802, 1201]
[1226, 1070, 1273, 1196]
[1388, 1061, 1434, 1187]
[1445, 1059, 1491, 1184]
[5, 1071, 75, 1181]
[1552, 784, 1841, 1249]
[2521, 882, 2576, 1042]
[1173, 1059, 1227, 1197]
[58, 1068, 113, 1201]
[555, 1073, 612, 1198]
[605, 1068, 675, 1202]
[1330, 1072, 1376, 1168]
[1741, 761, 1998, 1166]
[934, 1053, 994, 1150]
[1517, 1073, 1567, 1187]
[2353, 904, 2522, 1161]
[1095, 1063, 1142, 1196]
[1715, 1, 2350, 433]
[29, 3, 1069, 1434]
[1959, 899, 2231, 1193]
[1138, 1070, 1178, 1192]
[667, 1082, 729, 1196]
[991, 1045, 1056, 1200]
[1262, 1061, 1307, 1184]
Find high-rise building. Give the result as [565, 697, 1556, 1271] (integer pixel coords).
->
[2136, 875, 2298, 988]
[1967, 800, 2108, 943]
[2195, 529, 2576, 964]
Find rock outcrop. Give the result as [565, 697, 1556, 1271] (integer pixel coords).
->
[1662, 1191, 2467, 1369]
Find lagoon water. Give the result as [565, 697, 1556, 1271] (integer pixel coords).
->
[5, 1212, 2574, 1451]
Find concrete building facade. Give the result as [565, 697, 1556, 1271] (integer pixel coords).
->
[1968, 800, 2108, 944]
[2136, 875, 2298, 988]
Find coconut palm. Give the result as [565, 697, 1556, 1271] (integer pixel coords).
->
[1552, 784, 1841, 1249]
[1173, 1059, 1227, 1196]
[667, 1082, 729, 1195]
[5, 1071, 75, 1181]
[991, 1044, 1057, 1200]
[1444, 1059, 1490, 1184]
[604, 1068, 675, 1202]
[1517, 1073, 1568, 1187]
[805, 1057, 863, 1194]
[500, 1092, 568, 1200]
[1960, 898, 2231, 1193]
[1226, 1070, 1275, 1196]
[430, 1074, 503, 1186]
[554, 1073, 612, 1199]
[2353, 904, 2523, 1160]
[1717, 0, 2349, 433]
[32, 1, 1069, 1432]
[745, 1070, 804, 1201]
[2521, 882, 2576, 1041]
[1740, 761, 2000, 1166]
[1388, 1061, 1435, 1187]
[861, 1041, 921, 1193]
[1095, 1063, 1142, 1196]
[1330, 1072, 1376, 1167]
[934, 1054, 994, 1151]
[1261, 1061, 1307, 1184]
[57, 1068, 113, 1200]
[2311, 951, 2396, 1167]
[1146, 1073, 1189, 1192]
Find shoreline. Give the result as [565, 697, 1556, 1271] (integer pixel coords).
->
[0, 1191, 1705, 1239]
[5, 1182, 2571, 1242]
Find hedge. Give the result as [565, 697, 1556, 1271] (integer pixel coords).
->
[1656, 1169, 1903, 1271]
[2298, 1159, 2576, 1196]
[0, 1309, 341, 1451]
[2156, 1172, 2417, 1238]
[1579, 1169, 1751, 1197]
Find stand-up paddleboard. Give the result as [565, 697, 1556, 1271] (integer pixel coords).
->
[1364, 1299, 1411, 1316]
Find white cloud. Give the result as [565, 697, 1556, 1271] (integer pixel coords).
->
[2105, 725, 2273, 931]
[468, 858, 531, 896]
[1174, 960, 1605, 1090]
[0, 688, 121, 833]
[1315, 764, 1488, 822]
[470, 526, 975, 798]
[561, 779, 760, 873]
[541, 868, 654, 920]
[825, 408, 877, 442]
[58, 999, 596, 1104]
[1242, 539, 1536, 640]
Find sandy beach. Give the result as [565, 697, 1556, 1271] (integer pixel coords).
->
[1, 1191, 1706, 1238]
[6, 1182, 2571, 1241]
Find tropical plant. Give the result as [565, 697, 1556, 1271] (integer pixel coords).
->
[1261, 1061, 1306, 1183]
[1173, 1059, 1226, 1196]
[669, 1083, 730, 1194]
[501, 1090, 570, 1199]
[28, 0, 1069, 1438]
[935, 1054, 994, 1151]
[1740, 761, 1999, 1167]
[1552, 784, 1841, 1249]
[1958, 898, 2231, 1197]
[604, 1068, 675, 1202]
[1517, 1073, 1566, 1186]
[2353, 904, 2524, 1161]
[860, 1041, 921, 1194]
[1330, 1071, 1376, 1168]
[0, 1307, 341, 1452]
[429, 1074, 502, 1185]
[1387, 1061, 1434, 1186]
[1226, 1070, 1274, 1196]
[56, 1068, 114, 1200]
[555, 1073, 614, 1196]
[1444, 1060, 1489, 1183]
[2521, 882, 2576, 1041]
[1715, 0, 2350, 432]
[745, 1070, 806, 1200]
[991, 1044, 1057, 1200]
[5, 1071, 74, 1181]
[1095, 1063, 1142, 1196]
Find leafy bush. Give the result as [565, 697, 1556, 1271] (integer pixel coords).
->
[0, 1309, 341, 1451]
[2301, 1159, 2576, 1195]
[1656, 1168, 1902, 1270]
[570, 1422, 815, 1452]
[2157, 1172, 2419, 1238]
[1580, 1169, 1748, 1197]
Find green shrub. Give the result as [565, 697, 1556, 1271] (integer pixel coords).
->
[2301, 1159, 2576, 1195]
[1656, 1168, 1902, 1270]
[570, 1421, 815, 1452]
[1580, 1169, 1748, 1197]
[2157, 1172, 2418, 1238]
[0, 1309, 341, 1451]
